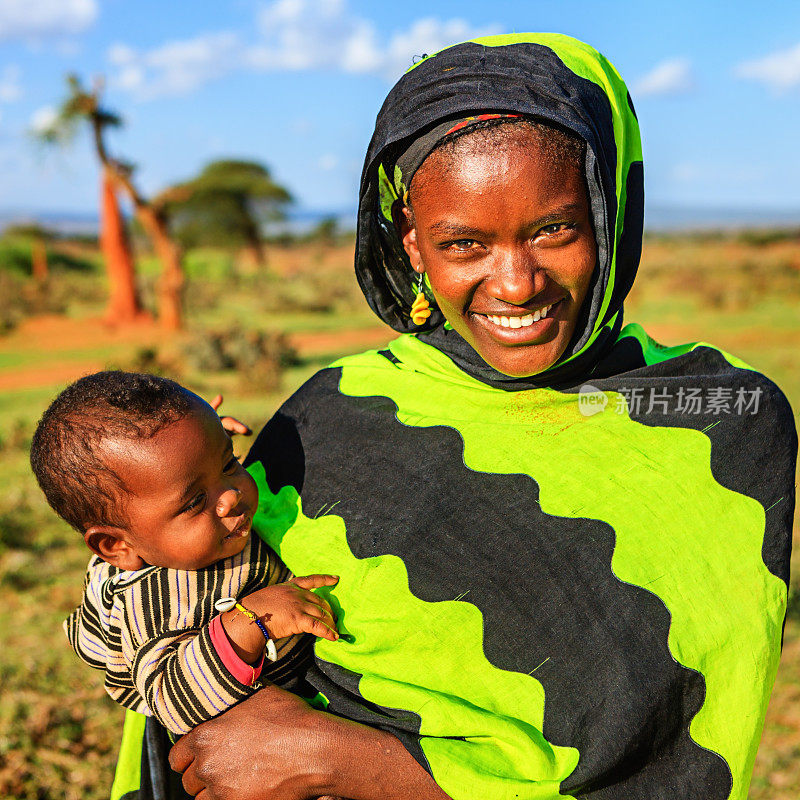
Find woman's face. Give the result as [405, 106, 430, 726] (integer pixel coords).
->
[399, 129, 597, 377]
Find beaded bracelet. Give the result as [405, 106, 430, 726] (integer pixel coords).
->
[215, 597, 278, 662]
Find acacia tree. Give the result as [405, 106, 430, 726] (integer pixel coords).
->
[38, 75, 184, 329]
[4, 223, 51, 283]
[158, 160, 292, 267]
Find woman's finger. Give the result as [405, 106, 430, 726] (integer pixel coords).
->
[209, 394, 223, 411]
[179, 758, 206, 797]
[289, 574, 339, 590]
[168, 735, 193, 774]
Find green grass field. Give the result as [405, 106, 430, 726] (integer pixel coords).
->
[0, 236, 798, 798]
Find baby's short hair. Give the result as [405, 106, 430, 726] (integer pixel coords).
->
[30, 371, 196, 532]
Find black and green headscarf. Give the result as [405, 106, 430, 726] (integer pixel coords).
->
[356, 32, 644, 390]
[112, 34, 796, 800]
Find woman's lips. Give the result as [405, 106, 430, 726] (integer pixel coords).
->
[472, 299, 562, 341]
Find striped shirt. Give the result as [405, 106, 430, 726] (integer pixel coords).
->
[64, 533, 313, 734]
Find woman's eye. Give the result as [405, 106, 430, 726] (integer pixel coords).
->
[447, 239, 478, 252]
[537, 223, 571, 237]
[183, 492, 206, 513]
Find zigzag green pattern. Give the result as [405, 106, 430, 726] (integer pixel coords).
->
[250, 459, 580, 800]
[251, 332, 785, 800]
[334, 334, 785, 800]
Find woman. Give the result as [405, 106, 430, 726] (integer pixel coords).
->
[121, 33, 796, 800]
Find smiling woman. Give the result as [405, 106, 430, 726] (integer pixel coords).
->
[395, 118, 595, 377]
[132, 33, 796, 800]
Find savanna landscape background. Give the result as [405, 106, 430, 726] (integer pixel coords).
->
[0, 220, 798, 800]
[2, 1, 800, 798]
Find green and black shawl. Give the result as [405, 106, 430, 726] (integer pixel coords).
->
[114, 34, 796, 800]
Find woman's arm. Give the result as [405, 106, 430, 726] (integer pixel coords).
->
[169, 683, 452, 800]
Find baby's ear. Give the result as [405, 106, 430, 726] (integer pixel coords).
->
[84, 526, 145, 571]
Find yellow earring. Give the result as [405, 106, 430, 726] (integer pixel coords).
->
[410, 271, 431, 326]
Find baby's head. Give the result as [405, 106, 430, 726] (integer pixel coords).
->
[30, 371, 257, 571]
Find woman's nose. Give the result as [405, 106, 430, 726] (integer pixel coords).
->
[485, 248, 546, 305]
[216, 487, 243, 517]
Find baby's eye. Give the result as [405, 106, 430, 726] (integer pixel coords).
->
[223, 455, 241, 474]
[183, 492, 206, 513]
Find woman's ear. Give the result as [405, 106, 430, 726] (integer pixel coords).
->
[391, 201, 423, 272]
[84, 526, 145, 571]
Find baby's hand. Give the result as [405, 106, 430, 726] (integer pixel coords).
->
[210, 393, 252, 437]
[245, 575, 339, 642]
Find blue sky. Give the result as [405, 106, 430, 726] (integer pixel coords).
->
[1, 0, 800, 219]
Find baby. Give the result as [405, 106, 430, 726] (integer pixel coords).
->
[30, 370, 339, 735]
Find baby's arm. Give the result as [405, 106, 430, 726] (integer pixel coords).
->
[220, 574, 339, 664]
[129, 574, 339, 735]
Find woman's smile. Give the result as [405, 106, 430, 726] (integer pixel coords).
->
[472, 298, 563, 340]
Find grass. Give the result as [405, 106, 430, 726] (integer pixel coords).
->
[0, 236, 798, 798]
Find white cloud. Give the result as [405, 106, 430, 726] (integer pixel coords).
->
[252, 2, 498, 78]
[671, 162, 701, 183]
[380, 17, 492, 79]
[0, 0, 97, 41]
[633, 57, 693, 98]
[107, 32, 242, 100]
[108, 0, 500, 99]
[669, 160, 767, 185]
[735, 42, 800, 92]
[0, 65, 22, 103]
[317, 153, 339, 171]
[29, 105, 57, 134]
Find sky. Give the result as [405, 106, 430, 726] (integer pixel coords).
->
[1, 0, 800, 221]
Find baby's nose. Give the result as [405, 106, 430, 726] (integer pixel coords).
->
[216, 487, 243, 517]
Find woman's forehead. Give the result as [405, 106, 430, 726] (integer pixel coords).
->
[411, 121, 582, 192]
[410, 130, 585, 211]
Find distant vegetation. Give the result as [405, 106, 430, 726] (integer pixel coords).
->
[0, 228, 797, 799]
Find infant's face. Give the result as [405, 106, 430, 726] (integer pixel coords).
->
[101, 402, 258, 570]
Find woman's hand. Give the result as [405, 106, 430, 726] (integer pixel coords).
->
[168, 684, 452, 800]
[169, 687, 332, 800]
[210, 394, 252, 437]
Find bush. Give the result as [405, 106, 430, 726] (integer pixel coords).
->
[182, 326, 299, 392]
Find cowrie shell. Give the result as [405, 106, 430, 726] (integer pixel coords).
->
[215, 597, 237, 612]
[266, 639, 278, 662]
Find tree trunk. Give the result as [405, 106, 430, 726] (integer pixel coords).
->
[134, 202, 184, 331]
[109, 170, 184, 331]
[31, 238, 48, 283]
[240, 202, 266, 269]
[90, 113, 184, 330]
[100, 168, 145, 323]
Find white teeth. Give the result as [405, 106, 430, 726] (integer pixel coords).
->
[485, 304, 554, 329]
